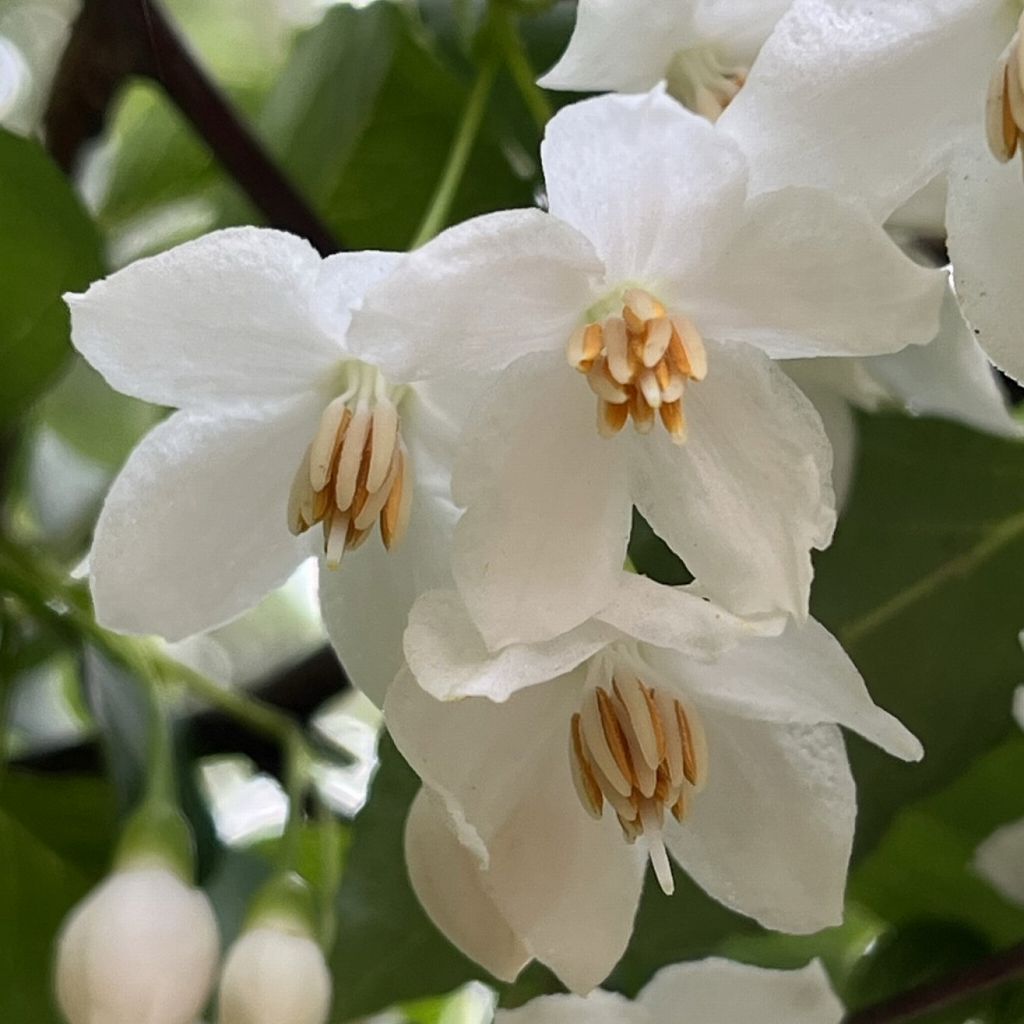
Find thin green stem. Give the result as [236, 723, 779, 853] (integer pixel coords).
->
[411, 54, 500, 249]
[494, 10, 553, 132]
[144, 684, 176, 806]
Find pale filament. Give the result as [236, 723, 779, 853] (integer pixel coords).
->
[986, 15, 1024, 170]
[568, 667, 709, 896]
[666, 46, 748, 122]
[287, 364, 411, 568]
[566, 288, 707, 444]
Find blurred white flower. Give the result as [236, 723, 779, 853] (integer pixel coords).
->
[55, 867, 219, 1024]
[219, 926, 331, 1024]
[539, 0, 793, 120]
[496, 958, 843, 1023]
[67, 226, 463, 704]
[388, 575, 921, 990]
[349, 88, 943, 647]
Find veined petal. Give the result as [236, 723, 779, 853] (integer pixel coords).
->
[452, 352, 633, 649]
[542, 90, 747, 291]
[947, 142, 1024, 384]
[694, 188, 945, 359]
[718, 0, 1013, 219]
[497, 990, 646, 1024]
[386, 669, 647, 993]
[648, 618, 923, 761]
[346, 210, 601, 383]
[405, 589, 617, 702]
[90, 398, 320, 641]
[665, 716, 855, 934]
[867, 285, 1020, 437]
[67, 228, 342, 410]
[630, 341, 835, 622]
[405, 788, 531, 984]
[318, 378, 464, 708]
[639, 958, 844, 1023]
[539, 0, 698, 93]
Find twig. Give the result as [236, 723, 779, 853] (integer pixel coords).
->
[44, 0, 341, 255]
[845, 940, 1024, 1024]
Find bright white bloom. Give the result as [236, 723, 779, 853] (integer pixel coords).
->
[349, 89, 944, 647]
[539, 0, 793, 119]
[219, 927, 331, 1024]
[710, 0, 1024, 383]
[55, 866, 220, 1024]
[975, 685, 1024, 905]
[68, 227, 462, 704]
[389, 574, 921, 991]
[496, 958, 843, 1024]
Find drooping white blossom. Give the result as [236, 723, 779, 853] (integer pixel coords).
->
[496, 958, 844, 1024]
[347, 88, 944, 648]
[389, 574, 921, 991]
[67, 227, 463, 704]
[55, 867, 220, 1024]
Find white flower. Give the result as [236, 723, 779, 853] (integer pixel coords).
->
[496, 958, 844, 1024]
[55, 866, 220, 1024]
[539, 0, 794, 121]
[67, 226, 463, 704]
[710, 0, 1024, 384]
[348, 88, 944, 648]
[975, 685, 1024, 905]
[388, 574, 921, 991]
[219, 927, 331, 1024]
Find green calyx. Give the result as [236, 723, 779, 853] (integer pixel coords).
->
[114, 799, 196, 882]
[245, 872, 319, 940]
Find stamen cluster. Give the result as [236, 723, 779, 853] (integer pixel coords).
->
[987, 15, 1024, 167]
[566, 288, 707, 444]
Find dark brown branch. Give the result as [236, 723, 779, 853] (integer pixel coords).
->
[845, 940, 1024, 1024]
[44, 0, 341, 255]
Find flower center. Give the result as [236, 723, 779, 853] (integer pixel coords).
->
[666, 45, 748, 122]
[287, 363, 411, 568]
[986, 15, 1024, 164]
[566, 288, 707, 444]
[568, 661, 708, 896]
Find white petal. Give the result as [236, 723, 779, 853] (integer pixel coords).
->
[541, 90, 747, 291]
[539, 0, 698, 93]
[56, 868, 220, 1024]
[630, 341, 835, 621]
[453, 352, 633, 649]
[346, 210, 601, 383]
[319, 380, 463, 707]
[405, 788, 532, 984]
[694, 188, 945, 358]
[639, 958, 844, 1023]
[718, 0, 1013, 219]
[975, 818, 1024, 908]
[405, 589, 616, 702]
[867, 285, 1020, 437]
[67, 227, 342, 410]
[665, 716, 855, 934]
[596, 574, 783, 658]
[947, 142, 1024, 384]
[219, 928, 331, 1024]
[313, 250, 403, 338]
[651, 618, 923, 761]
[695, 0, 797, 61]
[386, 669, 647, 993]
[90, 400, 319, 641]
[497, 990, 645, 1024]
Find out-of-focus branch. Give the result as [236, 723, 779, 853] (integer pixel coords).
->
[845, 939, 1024, 1024]
[44, 0, 341, 255]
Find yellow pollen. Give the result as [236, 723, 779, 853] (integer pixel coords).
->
[986, 19, 1024, 167]
[566, 288, 707, 444]
[568, 675, 708, 895]
[287, 392, 411, 568]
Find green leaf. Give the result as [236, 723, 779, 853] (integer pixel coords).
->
[0, 130, 104, 428]
[0, 771, 117, 1022]
[811, 414, 1024, 855]
[329, 736, 488, 1022]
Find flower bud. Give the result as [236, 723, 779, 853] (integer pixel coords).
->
[54, 866, 220, 1024]
[218, 873, 331, 1024]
